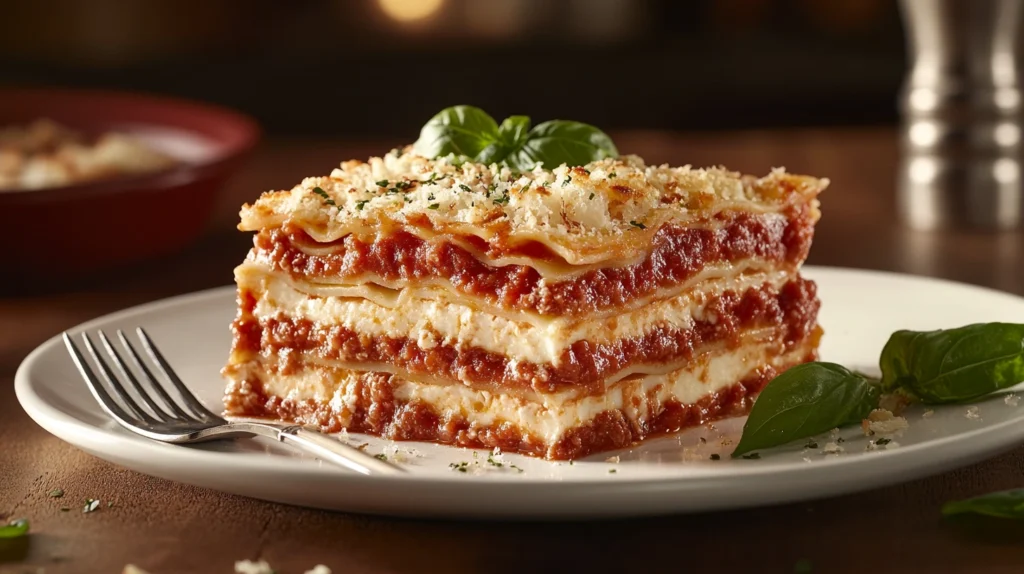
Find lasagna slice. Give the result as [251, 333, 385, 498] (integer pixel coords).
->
[223, 150, 826, 460]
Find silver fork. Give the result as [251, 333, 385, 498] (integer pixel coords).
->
[62, 327, 403, 476]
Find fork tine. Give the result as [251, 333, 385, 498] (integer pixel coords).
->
[116, 330, 192, 421]
[63, 333, 138, 425]
[136, 327, 223, 422]
[81, 332, 162, 426]
[98, 331, 172, 422]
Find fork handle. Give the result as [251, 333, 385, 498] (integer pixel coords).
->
[207, 421, 405, 475]
[279, 426, 405, 475]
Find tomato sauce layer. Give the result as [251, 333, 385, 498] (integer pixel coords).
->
[253, 207, 815, 316]
[223, 361, 806, 461]
[231, 277, 819, 395]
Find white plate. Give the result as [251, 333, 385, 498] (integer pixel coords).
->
[15, 267, 1024, 520]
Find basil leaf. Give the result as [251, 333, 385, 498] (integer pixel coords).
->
[942, 489, 1024, 519]
[475, 115, 531, 166]
[732, 362, 881, 457]
[498, 115, 532, 148]
[505, 120, 618, 170]
[412, 105, 500, 161]
[0, 519, 29, 539]
[879, 323, 1024, 403]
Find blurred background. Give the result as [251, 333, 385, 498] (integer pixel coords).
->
[0, 0, 906, 137]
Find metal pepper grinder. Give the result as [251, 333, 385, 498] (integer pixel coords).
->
[897, 0, 1023, 230]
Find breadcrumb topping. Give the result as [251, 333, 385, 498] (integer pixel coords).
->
[861, 408, 909, 436]
[239, 149, 827, 265]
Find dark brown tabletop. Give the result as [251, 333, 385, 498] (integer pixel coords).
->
[4, 129, 1024, 574]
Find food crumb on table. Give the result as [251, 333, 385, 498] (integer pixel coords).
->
[235, 560, 274, 574]
[965, 406, 981, 420]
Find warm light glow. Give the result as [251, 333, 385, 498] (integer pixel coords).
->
[993, 158, 1020, 185]
[909, 157, 938, 184]
[908, 88, 938, 112]
[908, 121, 939, 147]
[994, 88, 1021, 111]
[994, 122, 1020, 148]
[377, 0, 444, 22]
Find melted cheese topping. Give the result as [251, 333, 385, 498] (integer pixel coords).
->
[238, 342, 813, 445]
[239, 150, 826, 266]
[238, 261, 789, 365]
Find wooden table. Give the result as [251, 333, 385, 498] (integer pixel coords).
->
[4, 129, 1024, 574]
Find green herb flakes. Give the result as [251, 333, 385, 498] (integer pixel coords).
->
[312, 186, 336, 207]
[49, 488, 64, 498]
[629, 220, 646, 230]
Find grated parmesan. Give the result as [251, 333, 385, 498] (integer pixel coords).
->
[239, 151, 826, 267]
[822, 442, 845, 455]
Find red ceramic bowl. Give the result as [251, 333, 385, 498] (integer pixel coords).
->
[0, 87, 260, 282]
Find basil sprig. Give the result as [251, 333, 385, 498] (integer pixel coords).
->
[0, 518, 29, 539]
[732, 363, 879, 457]
[733, 322, 1024, 457]
[880, 323, 1024, 403]
[942, 489, 1024, 519]
[412, 105, 617, 170]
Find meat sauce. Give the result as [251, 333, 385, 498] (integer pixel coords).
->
[223, 360, 808, 461]
[232, 277, 820, 395]
[254, 207, 815, 316]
